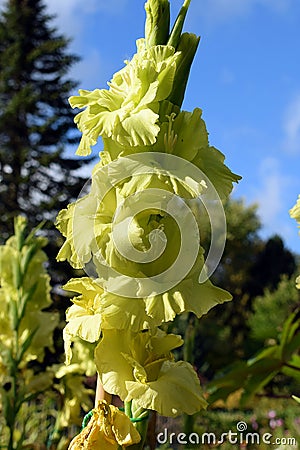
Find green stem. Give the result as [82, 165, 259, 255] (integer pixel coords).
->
[125, 401, 132, 418]
[127, 404, 150, 450]
[183, 313, 196, 435]
[7, 262, 24, 449]
[7, 338, 18, 450]
[128, 417, 149, 450]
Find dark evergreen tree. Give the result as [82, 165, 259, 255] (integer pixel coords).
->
[0, 0, 92, 242]
[246, 234, 296, 296]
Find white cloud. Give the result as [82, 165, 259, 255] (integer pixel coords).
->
[0, 0, 128, 35]
[254, 157, 283, 225]
[46, 0, 128, 36]
[250, 157, 297, 246]
[282, 94, 300, 154]
[46, 0, 128, 19]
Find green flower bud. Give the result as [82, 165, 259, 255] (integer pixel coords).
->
[167, 32, 200, 107]
[145, 0, 170, 47]
[167, 0, 192, 49]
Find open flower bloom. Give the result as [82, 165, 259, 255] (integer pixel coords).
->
[62, 257, 231, 365]
[62, 277, 104, 363]
[290, 195, 300, 289]
[129, 106, 241, 200]
[62, 277, 157, 363]
[56, 105, 240, 280]
[56, 154, 206, 269]
[95, 328, 207, 417]
[69, 40, 181, 155]
[141, 253, 231, 323]
[56, 153, 232, 331]
[290, 195, 300, 227]
[164, 108, 242, 200]
[94, 105, 241, 201]
[68, 400, 140, 450]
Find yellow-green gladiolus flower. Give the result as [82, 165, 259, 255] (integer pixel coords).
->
[150, 107, 241, 199]
[290, 195, 300, 289]
[290, 194, 300, 227]
[98, 106, 241, 200]
[56, 149, 233, 327]
[95, 329, 207, 417]
[69, 42, 181, 155]
[125, 360, 207, 417]
[62, 277, 156, 363]
[56, 160, 231, 329]
[68, 400, 140, 449]
[142, 253, 232, 323]
[55, 153, 204, 275]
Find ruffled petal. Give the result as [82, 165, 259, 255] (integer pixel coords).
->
[126, 360, 207, 417]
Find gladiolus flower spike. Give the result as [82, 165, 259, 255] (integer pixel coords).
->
[56, 1, 241, 448]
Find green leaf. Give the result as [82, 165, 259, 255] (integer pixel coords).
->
[17, 327, 38, 365]
[207, 361, 248, 403]
[241, 358, 282, 405]
[279, 309, 300, 360]
[282, 365, 300, 382]
[18, 282, 38, 323]
[247, 346, 280, 365]
[282, 331, 300, 362]
[21, 242, 38, 275]
[292, 395, 300, 404]
[24, 220, 46, 247]
[12, 257, 22, 290]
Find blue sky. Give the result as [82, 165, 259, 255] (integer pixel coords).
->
[5, 0, 300, 252]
